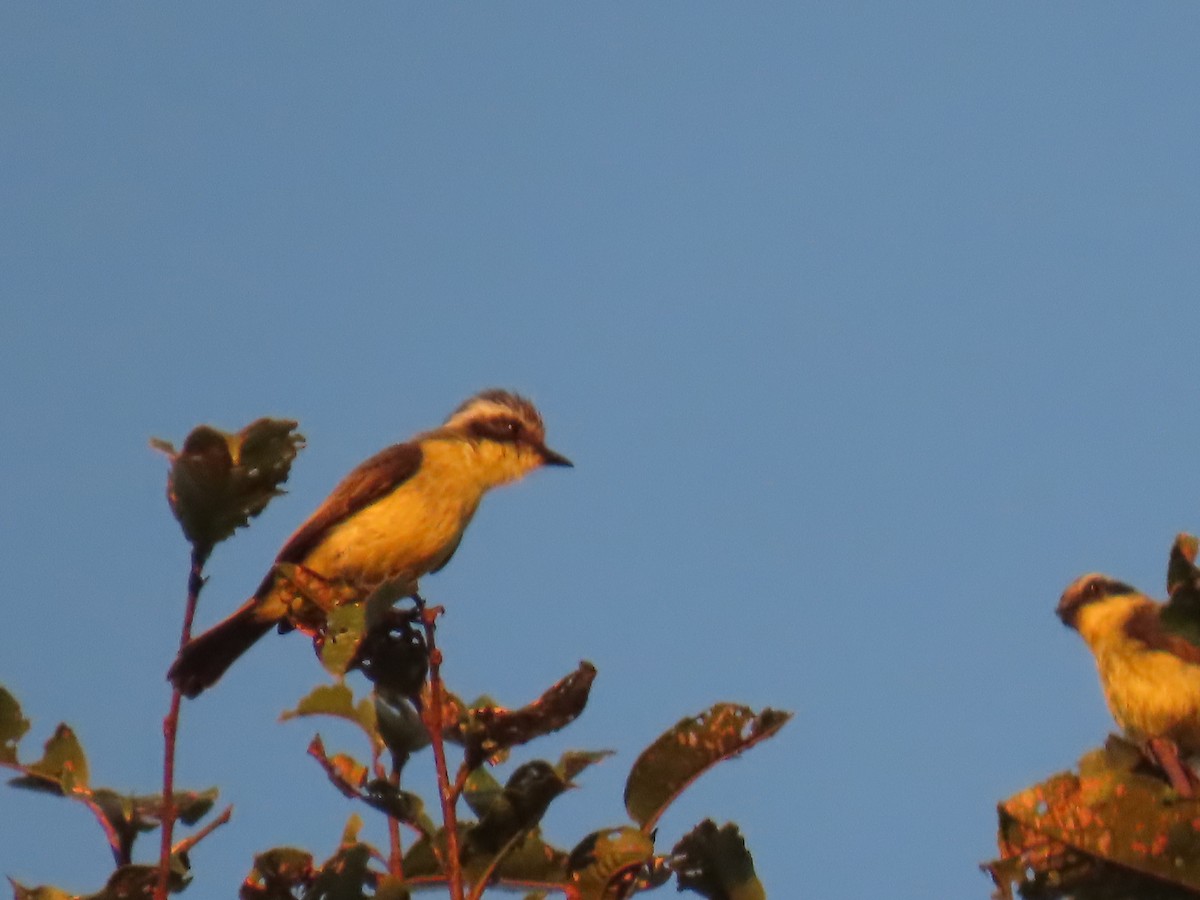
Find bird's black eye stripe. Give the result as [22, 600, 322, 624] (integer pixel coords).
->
[470, 417, 524, 442]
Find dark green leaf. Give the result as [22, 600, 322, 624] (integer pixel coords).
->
[155, 418, 303, 553]
[624, 704, 791, 831]
[1163, 533, 1200, 645]
[241, 847, 316, 900]
[348, 607, 427, 700]
[464, 761, 569, 859]
[0, 685, 30, 764]
[455, 662, 597, 770]
[361, 781, 434, 836]
[374, 695, 429, 761]
[672, 821, 765, 900]
[305, 842, 374, 900]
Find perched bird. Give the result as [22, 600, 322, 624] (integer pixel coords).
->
[168, 389, 572, 698]
[1057, 573, 1200, 795]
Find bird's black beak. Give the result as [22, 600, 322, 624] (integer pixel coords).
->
[1056, 591, 1078, 629]
[539, 445, 573, 467]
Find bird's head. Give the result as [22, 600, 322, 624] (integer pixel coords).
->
[442, 389, 573, 487]
[1057, 573, 1138, 630]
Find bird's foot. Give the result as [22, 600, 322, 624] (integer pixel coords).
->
[1144, 737, 1200, 798]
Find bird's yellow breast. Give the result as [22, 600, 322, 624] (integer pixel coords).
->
[1077, 597, 1200, 750]
[299, 439, 495, 596]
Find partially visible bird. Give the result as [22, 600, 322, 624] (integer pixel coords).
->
[168, 389, 572, 698]
[1057, 573, 1200, 795]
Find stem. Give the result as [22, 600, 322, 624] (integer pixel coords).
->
[170, 804, 232, 856]
[419, 602, 464, 900]
[158, 544, 209, 900]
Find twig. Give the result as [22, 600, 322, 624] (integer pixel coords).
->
[417, 599, 464, 900]
[465, 829, 530, 900]
[158, 544, 209, 900]
[170, 804, 232, 856]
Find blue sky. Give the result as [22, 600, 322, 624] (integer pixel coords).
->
[4, 4, 1200, 897]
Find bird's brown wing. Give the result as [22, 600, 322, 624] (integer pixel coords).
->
[274, 441, 424, 565]
[1125, 603, 1200, 665]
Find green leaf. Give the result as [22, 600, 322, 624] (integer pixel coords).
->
[464, 761, 570, 859]
[567, 827, 661, 900]
[319, 603, 368, 678]
[455, 662, 597, 770]
[672, 821, 765, 900]
[0, 684, 30, 764]
[625, 704, 791, 832]
[487, 828, 571, 886]
[282, 683, 377, 746]
[91, 863, 186, 899]
[155, 418, 304, 553]
[10, 723, 89, 794]
[306, 842, 374, 900]
[557, 749, 614, 783]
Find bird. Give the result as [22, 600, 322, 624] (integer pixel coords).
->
[1057, 573, 1200, 795]
[168, 389, 572, 698]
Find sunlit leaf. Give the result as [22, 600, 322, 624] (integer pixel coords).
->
[567, 827, 660, 900]
[318, 603, 368, 678]
[986, 738, 1200, 897]
[154, 418, 304, 553]
[307, 735, 367, 799]
[0, 684, 30, 764]
[672, 820, 765, 900]
[625, 704, 791, 831]
[10, 724, 89, 794]
[454, 662, 597, 770]
[281, 683, 377, 747]
[8, 880, 75, 900]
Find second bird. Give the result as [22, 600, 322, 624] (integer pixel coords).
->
[168, 389, 572, 698]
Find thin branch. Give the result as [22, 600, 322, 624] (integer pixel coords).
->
[170, 804, 232, 856]
[158, 544, 209, 900]
[418, 600, 464, 900]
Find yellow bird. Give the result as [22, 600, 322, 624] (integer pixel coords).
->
[1057, 573, 1200, 794]
[169, 389, 571, 698]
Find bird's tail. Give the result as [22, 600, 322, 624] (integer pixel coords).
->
[168, 599, 275, 698]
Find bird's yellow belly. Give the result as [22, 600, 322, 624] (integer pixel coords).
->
[1099, 648, 1200, 751]
[302, 477, 480, 598]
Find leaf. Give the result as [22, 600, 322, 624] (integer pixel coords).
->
[348, 607, 428, 700]
[90, 787, 217, 862]
[240, 847, 316, 900]
[92, 863, 185, 899]
[318, 603, 368, 678]
[463, 767, 505, 818]
[307, 736, 367, 799]
[671, 821, 765, 900]
[557, 749, 614, 783]
[155, 418, 304, 553]
[487, 828, 571, 886]
[306, 842, 373, 900]
[454, 662, 597, 770]
[281, 684, 377, 747]
[10, 723, 89, 794]
[464, 761, 570, 859]
[8, 880, 75, 900]
[1162, 533, 1200, 645]
[566, 827, 661, 900]
[985, 738, 1200, 897]
[361, 780, 434, 836]
[0, 684, 30, 764]
[624, 704, 791, 832]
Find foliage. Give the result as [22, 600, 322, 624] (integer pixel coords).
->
[2, 416, 786, 899]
